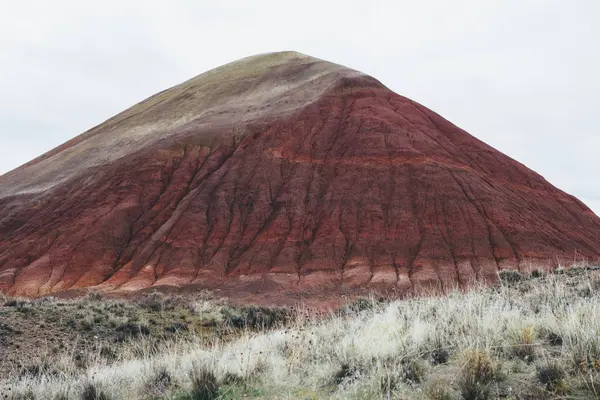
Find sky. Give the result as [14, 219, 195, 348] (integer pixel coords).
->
[0, 0, 599, 213]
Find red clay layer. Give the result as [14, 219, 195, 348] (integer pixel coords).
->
[1, 52, 599, 300]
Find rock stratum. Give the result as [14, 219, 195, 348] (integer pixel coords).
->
[1, 51, 600, 299]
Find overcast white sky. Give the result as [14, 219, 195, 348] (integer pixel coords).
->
[0, 0, 599, 213]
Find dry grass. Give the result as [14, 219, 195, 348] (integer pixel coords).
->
[2, 267, 600, 399]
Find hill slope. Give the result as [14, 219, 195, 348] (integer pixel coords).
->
[1, 51, 599, 298]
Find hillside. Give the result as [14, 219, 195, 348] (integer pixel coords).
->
[1, 51, 599, 300]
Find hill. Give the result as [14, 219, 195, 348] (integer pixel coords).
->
[1, 51, 599, 299]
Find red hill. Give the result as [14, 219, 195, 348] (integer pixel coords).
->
[1, 51, 599, 300]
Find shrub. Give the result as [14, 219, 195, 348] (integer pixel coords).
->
[428, 346, 450, 365]
[565, 267, 586, 276]
[137, 293, 188, 312]
[498, 270, 522, 284]
[221, 371, 245, 386]
[189, 366, 219, 400]
[425, 380, 455, 400]
[87, 291, 103, 301]
[547, 332, 563, 346]
[221, 306, 289, 329]
[401, 358, 428, 384]
[4, 299, 18, 307]
[114, 321, 150, 342]
[346, 298, 375, 313]
[164, 322, 188, 333]
[571, 340, 600, 372]
[136, 293, 166, 312]
[80, 382, 109, 400]
[380, 371, 401, 395]
[99, 346, 117, 361]
[530, 269, 544, 278]
[509, 326, 536, 363]
[10, 390, 36, 400]
[18, 361, 55, 378]
[333, 363, 361, 385]
[458, 350, 497, 400]
[145, 366, 172, 396]
[537, 361, 568, 394]
[16, 302, 33, 314]
[80, 316, 94, 332]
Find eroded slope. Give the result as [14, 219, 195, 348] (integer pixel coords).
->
[1, 51, 599, 298]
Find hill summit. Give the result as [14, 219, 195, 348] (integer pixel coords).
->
[1, 51, 599, 300]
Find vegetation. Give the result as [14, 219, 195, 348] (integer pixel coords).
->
[2, 267, 600, 399]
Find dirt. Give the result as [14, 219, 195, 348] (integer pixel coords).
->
[0, 293, 226, 379]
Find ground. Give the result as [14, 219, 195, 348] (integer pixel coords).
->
[2, 267, 600, 399]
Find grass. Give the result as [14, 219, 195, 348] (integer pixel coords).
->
[2, 267, 600, 398]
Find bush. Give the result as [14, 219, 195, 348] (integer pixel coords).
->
[80, 316, 94, 332]
[221, 371, 245, 386]
[380, 371, 401, 395]
[221, 306, 289, 329]
[145, 366, 172, 396]
[87, 291, 103, 301]
[4, 299, 18, 307]
[401, 358, 428, 384]
[114, 321, 150, 342]
[530, 269, 544, 278]
[164, 322, 188, 333]
[546, 332, 563, 346]
[498, 270, 522, 284]
[571, 340, 600, 372]
[136, 293, 188, 312]
[18, 360, 58, 378]
[9, 390, 36, 400]
[189, 366, 219, 400]
[334, 363, 359, 385]
[428, 346, 450, 365]
[537, 361, 568, 394]
[426, 380, 455, 400]
[348, 298, 374, 313]
[458, 350, 497, 400]
[509, 326, 536, 363]
[81, 382, 109, 400]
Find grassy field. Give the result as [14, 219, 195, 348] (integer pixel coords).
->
[2, 267, 600, 399]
